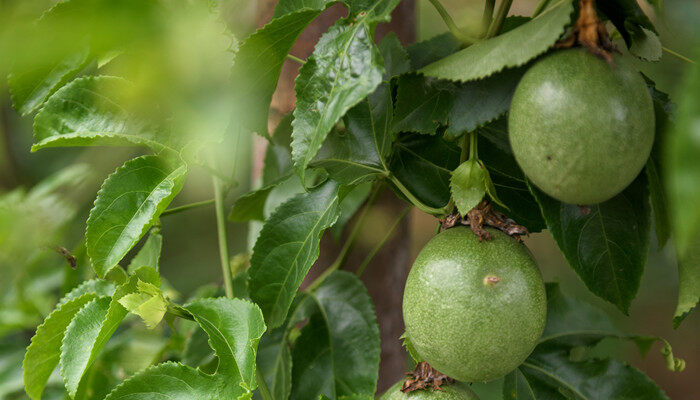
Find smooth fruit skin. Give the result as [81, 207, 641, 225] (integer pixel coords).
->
[380, 381, 480, 400]
[403, 227, 546, 382]
[508, 48, 654, 204]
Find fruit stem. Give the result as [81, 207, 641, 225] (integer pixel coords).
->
[426, 0, 479, 45]
[482, 0, 495, 35]
[306, 183, 382, 291]
[356, 205, 412, 277]
[469, 130, 478, 161]
[486, 0, 513, 38]
[389, 175, 449, 215]
[532, 0, 552, 17]
[213, 175, 234, 299]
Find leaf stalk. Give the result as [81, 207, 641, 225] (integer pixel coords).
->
[356, 206, 412, 277]
[486, 0, 514, 38]
[426, 0, 479, 45]
[213, 176, 234, 299]
[161, 199, 215, 216]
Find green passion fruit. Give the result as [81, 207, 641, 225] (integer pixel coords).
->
[380, 381, 480, 400]
[508, 48, 654, 205]
[402, 227, 546, 382]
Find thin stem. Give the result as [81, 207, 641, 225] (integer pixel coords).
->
[213, 176, 234, 299]
[306, 184, 383, 292]
[532, 0, 552, 18]
[356, 206, 412, 277]
[460, 133, 470, 163]
[426, 0, 479, 45]
[663, 47, 696, 64]
[286, 54, 305, 65]
[161, 199, 215, 216]
[482, 0, 495, 34]
[486, 0, 514, 38]
[255, 368, 274, 400]
[389, 175, 447, 215]
[469, 131, 478, 160]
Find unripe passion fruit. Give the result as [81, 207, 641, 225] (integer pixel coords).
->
[402, 227, 546, 382]
[380, 381, 480, 400]
[508, 48, 654, 204]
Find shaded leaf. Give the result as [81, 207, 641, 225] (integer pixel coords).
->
[291, 20, 383, 183]
[529, 175, 651, 313]
[8, 46, 90, 116]
[185, 298, 266, 386]
[377, 33, 411, 79]
[406, 32, 461, 70]
[598, 0, 657, 48]
[87, 155, 187, 277]
[32, 76, 168, 152]
[256, 329, 293, 400]
[389, 133, 460, 209]
[264, 114, 294, 186]
[126, 229, 163, 273]
[478, 119, 546, 232]
[674, 240, 700, 328]
[291, 271, 380, 400]
[248, 180, 341, 328]
[229, 177, 291, 223]
[392, 74, 454, 135]
[420, 0, 574, 82]
[629, 27, 662, 61]
[104, 362, 241, 399]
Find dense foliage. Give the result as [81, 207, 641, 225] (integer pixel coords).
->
[0, 0, 697, 399]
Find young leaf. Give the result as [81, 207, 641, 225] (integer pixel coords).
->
[451, 159, 487, 216]
[389, 133, 461, 209]
[420, 0, 574, 82]
[60, 270, 160, 396]
[126, 229, 163, 273]
[104, 362, 242, 399]
[117, 281, 167, 329]
[22, 294, 99, 400]
[184, 298, 266, 386]
[248, 180, 341, 328]
[8, 46, 90, 116]
[32, 76, 168, 152]
[231, 10, 320, 137]
[291, 20, 383, 183]
[291, 271, 380, 400]
[529, 175, 651, 314]
[86, 155, 187, 277]
[256, 328, 293, 400]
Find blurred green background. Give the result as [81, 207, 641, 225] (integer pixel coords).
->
[0, 0, 697, 399]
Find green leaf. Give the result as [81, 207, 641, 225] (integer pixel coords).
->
[392, 74, 454, 135]
[256, 329, 293, 400]
[229, 178, 291, 223]
[666, 50, 700, 257]
[23, 294, 98, 400]
[60, 270, 160, 397]
[406, 32, 461, 70]
[451, 159, 487, 215]
[529, 175, 651, 314]
[185, 298, 266, 386]
[515, 341, 669, 400]
[291, 20, 384, 183]
[389, 133, 461, 209]
[104, 362, 242, 400]
[87, 155, 187, 277]
[311, 34, 407, 184]
[32, 76, 168, 152]
[248, 180, 341, 328]
[126, 229, 163, 273]
[8, 46, 90, 116]
[674, 241, 700, 328]
[478, 119, 546, 232]
[291, 271, 380, 400]
[231, 10, 321, 137]
[420, 0, 574, 82]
